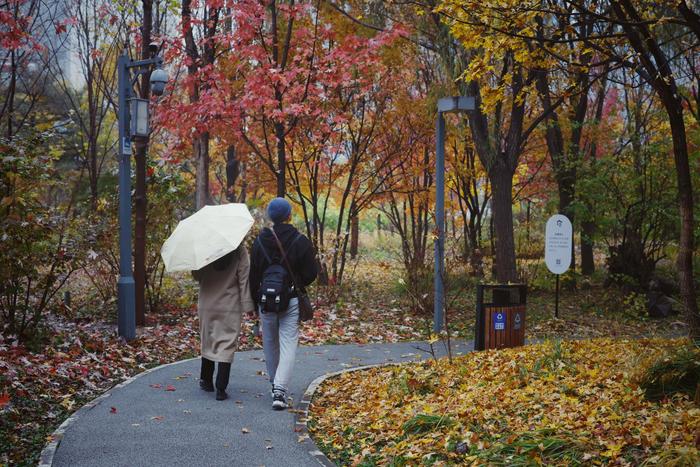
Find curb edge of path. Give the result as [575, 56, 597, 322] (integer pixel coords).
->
[38, 357, 199, 467]
[295, 362, 402, 467]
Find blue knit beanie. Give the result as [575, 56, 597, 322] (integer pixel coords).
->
[266, 197, 292, 224]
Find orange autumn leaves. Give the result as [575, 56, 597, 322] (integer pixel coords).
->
[309, 338, 700, 465]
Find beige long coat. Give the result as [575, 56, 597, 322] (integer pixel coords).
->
[193, 246, 254, 363]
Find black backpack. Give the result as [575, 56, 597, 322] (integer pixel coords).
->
[256, 230, 301, 313]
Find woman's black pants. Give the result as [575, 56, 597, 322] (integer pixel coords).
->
[200, 357, 231, 391]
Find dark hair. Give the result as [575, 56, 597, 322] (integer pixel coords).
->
[212, 249, 239, 271]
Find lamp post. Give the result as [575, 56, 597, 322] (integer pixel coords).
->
[116, 48, 168, 340]
[434, 96, 475, 333]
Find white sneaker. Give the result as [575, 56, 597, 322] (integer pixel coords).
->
[272, 388, 288, 410]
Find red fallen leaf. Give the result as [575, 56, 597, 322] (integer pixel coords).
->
[149, 384, 162, 389]
[165, 385, 176, 391]
[110, 407, 117, 414]
[0, 393, 10, 408]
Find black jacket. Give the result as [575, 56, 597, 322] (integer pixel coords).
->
[249, 223, 318, 305]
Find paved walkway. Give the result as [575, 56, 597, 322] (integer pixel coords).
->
[50, 340, 471, 467]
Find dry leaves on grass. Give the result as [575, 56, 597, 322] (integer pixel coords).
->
[309, 338, 700, 466]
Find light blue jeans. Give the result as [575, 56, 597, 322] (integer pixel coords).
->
[259, 298, 299, 391]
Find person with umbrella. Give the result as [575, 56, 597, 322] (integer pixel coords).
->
[161, 204, 255, 401]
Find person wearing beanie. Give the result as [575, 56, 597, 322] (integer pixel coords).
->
[249, 198, 317, 410]
[266, 197, 292, 225]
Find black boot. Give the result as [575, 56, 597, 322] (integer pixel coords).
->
[199, 358, 214, 392]
[215, 362, 231, 401]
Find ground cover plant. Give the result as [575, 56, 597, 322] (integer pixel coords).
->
[309, 338, 700, 466]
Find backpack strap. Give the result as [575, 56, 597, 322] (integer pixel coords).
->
[270, 229, 304, 293]
[258, 228, 302, 267]
[256, 236, 273, 264]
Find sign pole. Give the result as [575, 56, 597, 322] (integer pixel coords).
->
[555, 274, 560, 318]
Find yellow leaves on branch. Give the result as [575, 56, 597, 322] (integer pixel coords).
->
[309, 338, 700, 466]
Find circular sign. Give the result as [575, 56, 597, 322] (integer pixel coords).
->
[545, 214, 572, 275]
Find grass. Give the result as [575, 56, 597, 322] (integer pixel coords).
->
[637, 342, 700, 402]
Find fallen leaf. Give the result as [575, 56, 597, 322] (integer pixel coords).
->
[165, 385, 176, 391]
[60, 398, 74, 410]
[0, 393, 10, 408]
[151, 416, 164, 421]
[110, 407, 117, 414]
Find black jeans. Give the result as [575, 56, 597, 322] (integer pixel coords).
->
[200, 357, 231, 391]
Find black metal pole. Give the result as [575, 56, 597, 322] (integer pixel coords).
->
[117, 52, 136, 340]
[555, 274, 560, 319]
[475, 284, 484, 350]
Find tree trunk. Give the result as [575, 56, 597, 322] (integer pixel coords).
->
[667, 108, 699, 336]
[134, 0, 153, 325]
[6, 50, 16, 138]
[195, 132, 210, 210]
[525, 199, 531, 244]
[350, 215, 359, 259]
[87, 74, 99, 209]
[274, 120, 286, 197]
[490, 166, 517, 283]
[225, 145, 240, 202]
[558, 175, 576, 272]
[88, 142, 98, 209]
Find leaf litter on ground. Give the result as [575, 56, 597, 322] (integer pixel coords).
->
[309, 338, 700, 466]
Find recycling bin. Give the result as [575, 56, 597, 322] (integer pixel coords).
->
[475, 284, 527, 350]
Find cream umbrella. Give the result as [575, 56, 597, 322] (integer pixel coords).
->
[161, 203, 254, 272]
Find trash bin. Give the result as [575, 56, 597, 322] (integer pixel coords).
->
[475, 284, 527, 350]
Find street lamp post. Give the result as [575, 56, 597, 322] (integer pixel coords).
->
[116, 48, 168, 340]
[434, 96, 475, 334]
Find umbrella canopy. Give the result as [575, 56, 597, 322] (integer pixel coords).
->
[161, 203, 254, 272]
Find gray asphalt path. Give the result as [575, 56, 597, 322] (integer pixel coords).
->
[52, 340, 471, 467]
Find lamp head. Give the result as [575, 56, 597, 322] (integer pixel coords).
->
[149, 68, 168, 96]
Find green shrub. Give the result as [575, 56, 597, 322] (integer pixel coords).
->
[0, 132, 86, 342]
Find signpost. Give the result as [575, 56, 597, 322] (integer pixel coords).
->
[545, 214, 572, 318]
